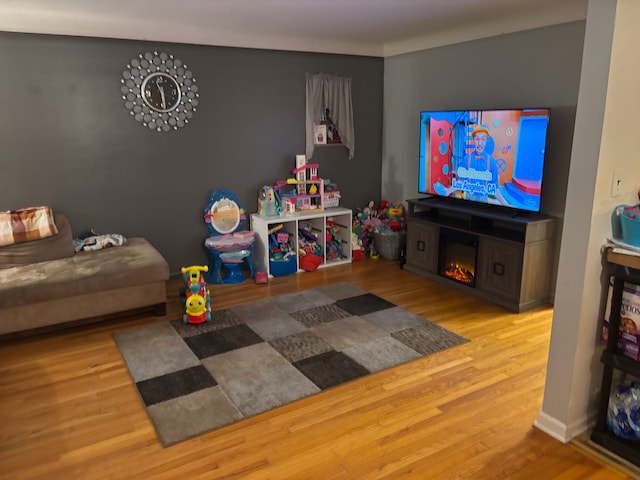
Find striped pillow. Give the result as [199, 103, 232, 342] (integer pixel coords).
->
[0, 206, 59, 247]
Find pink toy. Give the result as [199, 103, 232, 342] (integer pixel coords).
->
[255, 271, 268, 284]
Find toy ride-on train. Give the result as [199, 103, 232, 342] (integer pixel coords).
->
[180, 265, 212, 324]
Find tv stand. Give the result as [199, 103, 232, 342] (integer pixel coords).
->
[403, 198, 557, 312]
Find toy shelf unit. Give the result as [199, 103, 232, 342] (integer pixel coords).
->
[403, 197, 557, 312]
[251, 207, 352, 277]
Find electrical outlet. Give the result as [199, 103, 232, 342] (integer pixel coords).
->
[612, 168, 625, 197]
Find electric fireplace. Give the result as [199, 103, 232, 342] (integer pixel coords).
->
[403, 198, 558, 312]
[438, 228, 478, 287]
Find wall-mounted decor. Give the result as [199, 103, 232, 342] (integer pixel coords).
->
[305, 73, 354, 160]
[121, 51, 199, 132]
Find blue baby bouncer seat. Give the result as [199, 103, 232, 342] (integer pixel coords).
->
[203, 189, 256, 284]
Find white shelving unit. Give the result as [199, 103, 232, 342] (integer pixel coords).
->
[250, 207, 352, 276]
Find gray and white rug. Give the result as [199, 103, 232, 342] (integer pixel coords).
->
[113, 283, 468, 447]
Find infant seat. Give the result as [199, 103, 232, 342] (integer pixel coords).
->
[203, 189, 255, 284]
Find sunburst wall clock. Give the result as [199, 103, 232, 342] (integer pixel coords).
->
[121, 51, 199, 132]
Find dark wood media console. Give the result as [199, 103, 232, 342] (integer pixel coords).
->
[403, 197, 557, 312]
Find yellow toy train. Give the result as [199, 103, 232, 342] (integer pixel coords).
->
[180, 265, 212, 324]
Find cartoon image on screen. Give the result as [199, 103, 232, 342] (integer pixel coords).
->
[418, 109, 550, 212]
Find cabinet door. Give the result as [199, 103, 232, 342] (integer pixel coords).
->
[477, 238, 523, 301]
[406, 220, 438, 273]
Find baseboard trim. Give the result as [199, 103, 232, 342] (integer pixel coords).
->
[533, 411, 570, 443]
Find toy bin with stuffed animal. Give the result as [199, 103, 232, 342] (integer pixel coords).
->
[267, 226, 297, 276]
[374, 229, 407, 260]
[269, 257, 297, 276]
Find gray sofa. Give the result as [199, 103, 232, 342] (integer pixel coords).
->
[0, 214, 169, 337]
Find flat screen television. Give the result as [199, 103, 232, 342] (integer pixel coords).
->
[418, 108, 550, 213]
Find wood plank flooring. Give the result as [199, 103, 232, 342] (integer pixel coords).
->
[0, 259, 636, 479]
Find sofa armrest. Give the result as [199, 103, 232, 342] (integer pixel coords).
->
[0, 214, 75, 269]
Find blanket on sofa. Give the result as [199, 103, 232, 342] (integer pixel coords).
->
[76, 234, 127, 252]
[0, 206, 58, 247]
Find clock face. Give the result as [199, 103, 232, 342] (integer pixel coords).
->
[141, 73, 181, 112]
[121, 51, 199, 132]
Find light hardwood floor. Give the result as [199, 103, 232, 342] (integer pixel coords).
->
[0, 259, 636, 479]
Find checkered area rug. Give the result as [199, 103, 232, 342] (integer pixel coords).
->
[113, 283, 468, 446]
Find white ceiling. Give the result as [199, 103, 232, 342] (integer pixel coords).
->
[0, 0, 588, 57]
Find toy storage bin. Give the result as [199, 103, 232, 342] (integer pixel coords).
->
[269, 256, 297, 277]
[299, 253, 323, 271]
[374, 231, 407, 260]
[621, 207, 640, 247]
[324, 191, 340, 208]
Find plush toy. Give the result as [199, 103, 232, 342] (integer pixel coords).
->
[387, 201, 406, 232]
[351, 232, 365, 260]
[363, 200, 376, 217]
[378, 199, 390, 218]
[258, 185, 281, 217]
[362, 217, 383, 232]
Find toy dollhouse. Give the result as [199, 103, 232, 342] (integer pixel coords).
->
[274, 155, 325, 211]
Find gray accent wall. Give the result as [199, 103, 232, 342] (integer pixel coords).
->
[0, 32, 383, 274]
[383, 21, 585, 219]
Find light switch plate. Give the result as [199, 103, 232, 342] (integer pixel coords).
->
[612, 168, 625, 197]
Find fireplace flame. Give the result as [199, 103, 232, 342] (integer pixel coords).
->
[444, 263, 474, 284]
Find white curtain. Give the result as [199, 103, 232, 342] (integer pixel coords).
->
[305, 73, 354, 160]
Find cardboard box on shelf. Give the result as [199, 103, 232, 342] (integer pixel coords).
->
[314, 124, 327, 145]
[602, 277, 640, 361]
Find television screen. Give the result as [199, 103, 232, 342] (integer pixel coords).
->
[418, 108, 550, 213]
